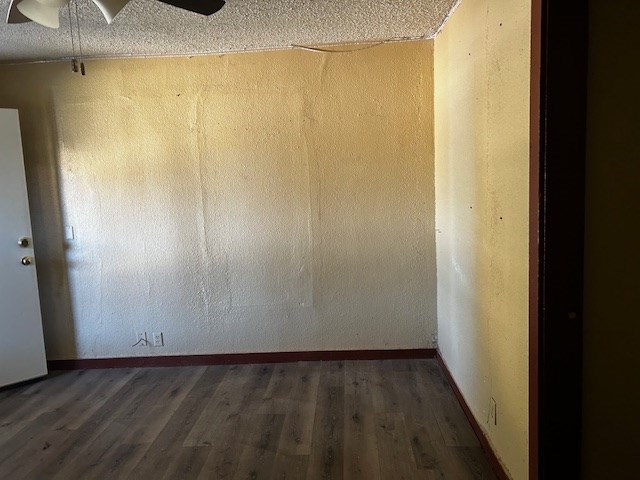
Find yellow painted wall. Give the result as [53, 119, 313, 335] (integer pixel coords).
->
[0, 41, 437, 359]
[583, 0, 640, 476]
[434, 0, 530, 478]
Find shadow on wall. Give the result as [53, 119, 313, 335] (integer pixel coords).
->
[11, 87, 77, 360]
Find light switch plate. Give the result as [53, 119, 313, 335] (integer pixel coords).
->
[64, 225, 75, 241]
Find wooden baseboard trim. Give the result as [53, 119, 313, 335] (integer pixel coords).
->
[48, 348, 436, 370]
[436, 350, 511, 480]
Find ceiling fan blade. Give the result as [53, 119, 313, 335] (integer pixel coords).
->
[17, 0, 70, 29]
[91, 0, 130, 24]
[155, 0, 225, 16]
[6, 0, 31, 23]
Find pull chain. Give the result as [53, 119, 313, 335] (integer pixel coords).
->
[67, 2, 78, 72]
[74, 0, 86, 75]
[68, 0, 86, 75]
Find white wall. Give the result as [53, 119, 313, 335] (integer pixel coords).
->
[434, 0, 531, 478]
[0, 41, 438, 360]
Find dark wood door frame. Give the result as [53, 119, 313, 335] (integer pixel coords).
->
[530, 1, 589, 478]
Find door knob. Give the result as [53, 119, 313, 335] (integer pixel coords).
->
[21, 256, 32, 266]
[18, 237, 30, 248]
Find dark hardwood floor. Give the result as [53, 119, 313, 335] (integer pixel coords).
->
[0, 360, 496, 479]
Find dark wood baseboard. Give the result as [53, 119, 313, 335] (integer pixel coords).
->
[436, 351, 511, 480]
[48, 348, 436, 370]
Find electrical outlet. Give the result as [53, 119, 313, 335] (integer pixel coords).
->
[488, 397, 497, 426]
[152, 332, 164, 347]
[135, 332, 148, 347]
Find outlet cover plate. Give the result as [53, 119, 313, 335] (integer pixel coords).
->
[488, 397, 497, 426]
[152, 332, 164, 347]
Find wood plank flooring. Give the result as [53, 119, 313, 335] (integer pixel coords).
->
[0, 360, 496, 479]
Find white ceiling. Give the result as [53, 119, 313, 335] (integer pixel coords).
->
[0, 0, 457, 63]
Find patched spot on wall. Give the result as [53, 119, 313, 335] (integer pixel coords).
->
[200, 93, 313, 309]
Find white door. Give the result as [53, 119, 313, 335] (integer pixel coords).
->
[0, 108, 47, 387]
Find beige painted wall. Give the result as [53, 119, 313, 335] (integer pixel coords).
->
[583, 0, 640, 476]
[434, 0, 530, 478]
[0, 41, 437, 359]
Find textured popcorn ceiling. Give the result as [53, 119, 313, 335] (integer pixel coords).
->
[0, 0, 457, 62]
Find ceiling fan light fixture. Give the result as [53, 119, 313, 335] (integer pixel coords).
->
[16, 0, 70, 29]
[91, 0, 130, 24]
